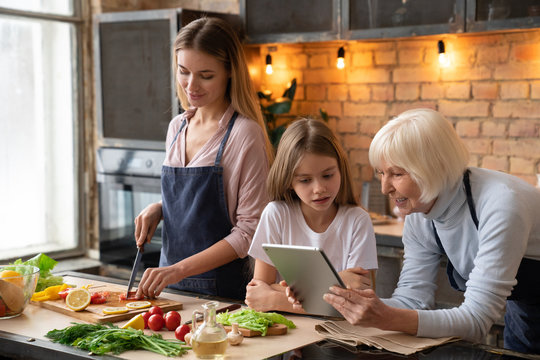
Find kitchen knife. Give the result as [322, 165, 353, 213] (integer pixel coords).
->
[184, 303, 241, 324]
[126, 246, 143, 298]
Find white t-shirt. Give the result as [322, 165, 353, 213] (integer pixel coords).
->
[248, 201, 378, 275]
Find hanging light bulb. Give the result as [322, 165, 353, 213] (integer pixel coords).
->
[336, 46, 345, 69]
[438, 40, 449, 67]
[265, 54, 273, 75]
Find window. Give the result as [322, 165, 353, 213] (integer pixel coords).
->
[0, 0, 83, 260]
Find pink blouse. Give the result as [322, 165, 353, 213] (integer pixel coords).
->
[163, 105, 270, 258]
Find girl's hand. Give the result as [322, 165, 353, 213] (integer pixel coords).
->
[339, 267, 372, 290]
[281, 280, 305, 311]
[245, 279, 277, 312]
[134, 202, 163, 248]
[135, 264, 183, 299]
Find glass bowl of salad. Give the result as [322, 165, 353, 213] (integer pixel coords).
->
[0, 265, 39, 319]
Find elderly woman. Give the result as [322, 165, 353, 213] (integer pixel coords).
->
[290, 108, 540, 353]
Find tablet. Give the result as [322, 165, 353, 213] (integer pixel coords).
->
[262, 243, 345, 318]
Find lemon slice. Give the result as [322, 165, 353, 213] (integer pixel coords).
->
[65, 288, 91, 311]
[126, 301, 151, 310]
[103, 306, 129, 315]
[121, 313, 145, 330]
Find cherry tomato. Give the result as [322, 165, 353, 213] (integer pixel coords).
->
[148, 314, 164, 331]
[175, 324, 191, 341]
[165, 310, 181, 322]
[148, 306, 163, 317]
[164, 312, 181, 331]
[0, 299, 5, 317]
[141, 311, 152, 329]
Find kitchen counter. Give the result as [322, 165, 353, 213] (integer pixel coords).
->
[1, 272, 537, 360]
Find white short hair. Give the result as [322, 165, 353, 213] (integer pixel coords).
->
[369, 108, 469, 203]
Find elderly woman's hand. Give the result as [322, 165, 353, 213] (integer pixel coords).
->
[339, 267, 372, 290]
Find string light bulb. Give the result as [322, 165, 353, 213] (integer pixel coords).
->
[438, 40, 449, 67]
[337, 46, 345, 69]
[265, 54, 273, 75]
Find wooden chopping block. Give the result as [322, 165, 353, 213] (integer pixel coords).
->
[194, 322, 288, 337]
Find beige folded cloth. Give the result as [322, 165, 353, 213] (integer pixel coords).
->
[315, 320, 459, 355]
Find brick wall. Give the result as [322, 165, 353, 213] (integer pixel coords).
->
[252, 30, 540, 195]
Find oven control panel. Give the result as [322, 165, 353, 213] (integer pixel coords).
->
[97, 147, 165, 177]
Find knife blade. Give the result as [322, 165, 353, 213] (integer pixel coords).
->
[126, 246, 143, 297]
[184, 303, 241, 324]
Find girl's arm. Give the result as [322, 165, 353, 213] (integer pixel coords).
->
[245, 259, 306, 314]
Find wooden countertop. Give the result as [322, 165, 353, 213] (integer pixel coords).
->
[2, 273, 323, 360]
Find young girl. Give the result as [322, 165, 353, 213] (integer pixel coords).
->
[246, 118, 378, 313]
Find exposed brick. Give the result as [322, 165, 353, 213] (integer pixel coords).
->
[441, 66, 492, 82]
[352, 51, 373, 67]
[309, 54, 329, 68]
[359, 118, 385, 136]
[481, 156, 508, 172]
[319, 101, 342, 117]
[393, 66, 439, 83]
[493, 139, 540, 157]
[463, 138, 491, 154]
[348, 68, 389, 84]
[421, 83, 444, 100]
[439, 100, 489, 117]
[468, 154, 480, 167]
[389, 102, 437, 116]
[305, 85, 326, 101]
[509, 120, 539, 137]
[477, 45, 510, 64]
[344, 102, 387, 117]
[482, 121, 507, 137]
[349, 149, 370, 165]
[288, 53, 308, 69]
[446, 82, 470, 99]
[360, 165, 375, 182]
[398, 49, 423, 65]
[493, 101, 540, 118]
[456, 120, 480, 137]
[349, 85, 371, 101]
[472, 82, 498, 100]
[512, 43, 540, 62]
[500, 82, 529, 99]
[343, 134, 373, 149]
[375, 50, 397, 65]
[327, 85, 348, 101]
[510, 157, 535, 174]
[337, 117, 358, 133]
[531, 81, 540, 99]
[494, 63, 540, 80]
[395, 83, 419, 101]
[372, 84, 394, 101]
[304, 69, 345, 84]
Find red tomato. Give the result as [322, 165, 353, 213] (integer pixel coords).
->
[148, 306, 163, 317]
[0, 299, 5, 317]
[141, 311, 152, 329]
[175, 324, 191, 341]
[165, 310, 181, 322]
[58, 289, 72, 300]
[118, 291, 144, 301]
[164, 313, 181, 331]
[148, 314, 164, 331]
[91, 295, 107, 304]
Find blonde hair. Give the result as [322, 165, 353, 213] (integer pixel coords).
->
[369, 108, 469, 203]
[172, 17, 272, 162]
[268, 118, 357, 206]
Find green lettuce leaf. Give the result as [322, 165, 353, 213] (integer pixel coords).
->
[216, 309, 295, 336]
[8, 253, 63, 291]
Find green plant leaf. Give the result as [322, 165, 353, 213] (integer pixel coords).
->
[282, 78, 297, 100]
[266, 99, 291, 114]
[319, 108, 329, 122]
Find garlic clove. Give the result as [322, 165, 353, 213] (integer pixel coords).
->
[227, 323, 244, 346]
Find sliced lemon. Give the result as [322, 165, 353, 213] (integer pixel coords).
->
[0, 270, 24, 288]
[126, 301, 151, 310]
[121, 313, 145, 330]
[103, 306, 129, 315]
[65, 288, 91, 311]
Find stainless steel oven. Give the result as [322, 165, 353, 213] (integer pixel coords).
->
[97, 148, 165, 269]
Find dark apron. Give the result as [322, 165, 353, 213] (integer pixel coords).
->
[159, 111, 250, 300]
[432, 169, 540, 353]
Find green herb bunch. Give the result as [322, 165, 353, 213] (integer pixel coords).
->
[46, 322, 190, 357]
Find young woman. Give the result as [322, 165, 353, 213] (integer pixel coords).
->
[302, 108, 540, 353]
[134, 17, 272, 300]
[246, 118, 378, 313]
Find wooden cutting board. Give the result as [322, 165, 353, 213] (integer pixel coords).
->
[194, 322, 288, 337]
[30, 284, 182, 323]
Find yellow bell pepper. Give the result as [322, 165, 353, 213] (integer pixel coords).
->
[31, 283, 70, 301]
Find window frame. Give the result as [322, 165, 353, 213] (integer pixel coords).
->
[0, 1, 88, 262]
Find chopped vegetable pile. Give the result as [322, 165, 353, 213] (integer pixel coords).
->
[216, 309, 295, 336]
[7, 253, 63, 292]
[46, 322, 190, 357]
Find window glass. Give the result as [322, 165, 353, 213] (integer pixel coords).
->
[0, 12, 78, 259]
[0, 0, 73, 16]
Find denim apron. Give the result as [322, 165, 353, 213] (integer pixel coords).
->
[432, 169, 540, 353]
[159, 111, 250, 300]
